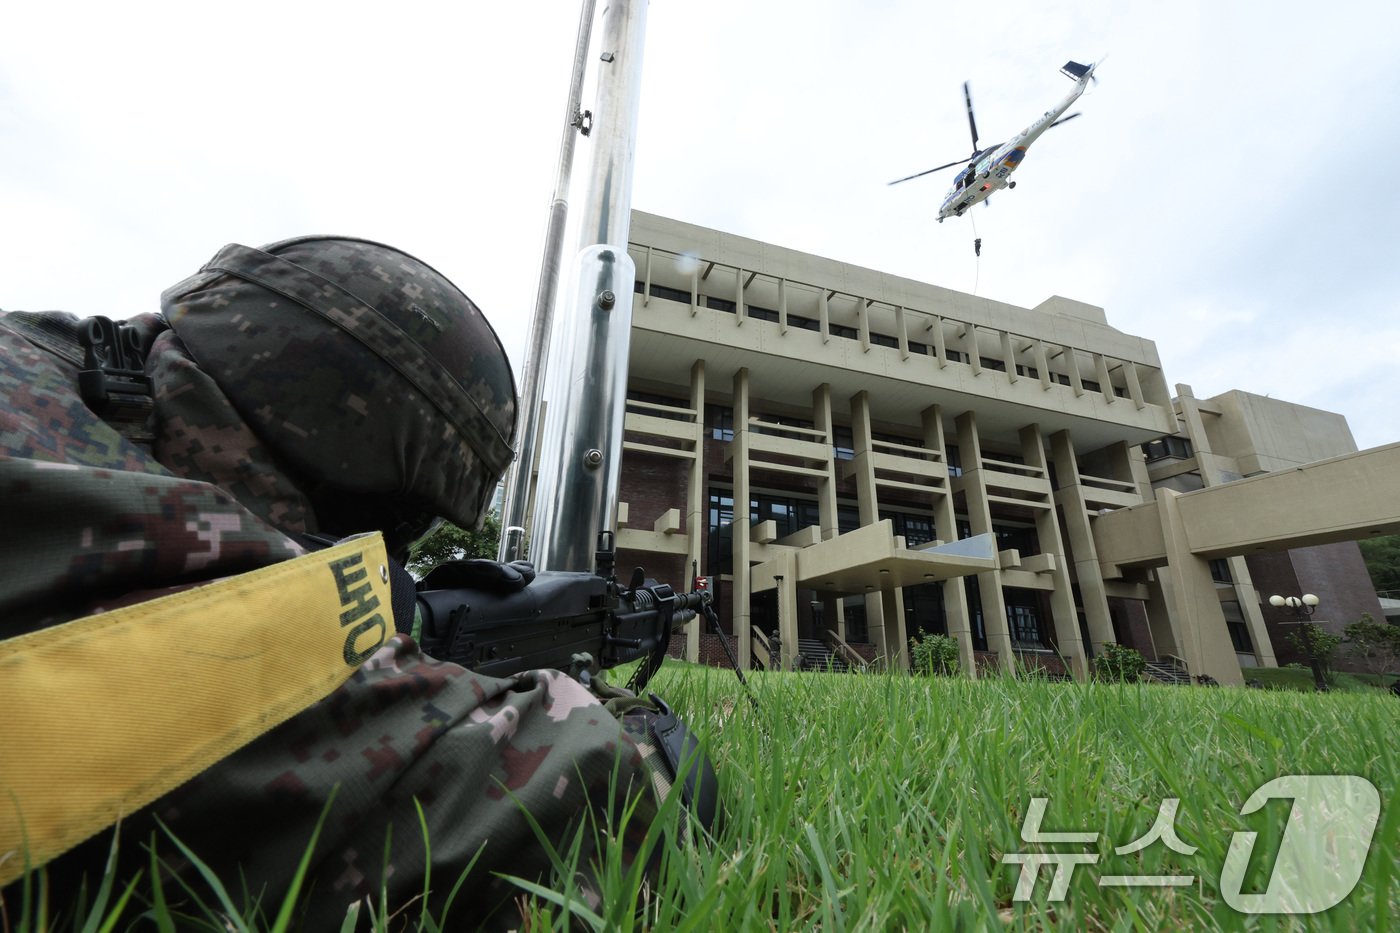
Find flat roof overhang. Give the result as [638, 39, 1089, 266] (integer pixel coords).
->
[750, 522, 996, 595]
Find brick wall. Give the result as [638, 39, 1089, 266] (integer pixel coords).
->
[1109, 597, 1158, 661]
[1246, 544, 1384, 670]
[1016, 652, 1070, 679]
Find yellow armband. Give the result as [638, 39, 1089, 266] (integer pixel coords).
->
[0, 533, 393, 885]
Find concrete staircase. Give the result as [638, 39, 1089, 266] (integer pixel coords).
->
[1142, 660, 1192, 686]
[795, 637, 853, 672]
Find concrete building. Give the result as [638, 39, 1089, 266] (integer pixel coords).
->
[1146, 388, 1386, 668]
[586, 211, 1397, 685]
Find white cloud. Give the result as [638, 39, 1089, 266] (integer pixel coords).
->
[3, 0, 1398, 453]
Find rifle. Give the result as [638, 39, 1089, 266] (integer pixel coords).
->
[414, 531, 727, 693]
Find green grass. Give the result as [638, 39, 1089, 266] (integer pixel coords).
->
[597, 663, 1400, 931]
[10, 666, 1399, 930]
[1241, 665, 1397, 693]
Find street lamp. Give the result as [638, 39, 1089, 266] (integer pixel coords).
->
[1268, 593, 1328, 692]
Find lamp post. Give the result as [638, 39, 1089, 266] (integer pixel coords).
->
[1268, 593, 1328, 692]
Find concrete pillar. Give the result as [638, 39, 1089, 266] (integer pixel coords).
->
[923, 404, 976, 677]
[775, 549, 799, 671]
[732, 368, 752, 669]
[1049, 429, 1116, 656]
[880, 587, 908, 671]
[1155, 487, 1245, 685]
[811, 384, 840, 541]
[1173, 384, 1277, 668]
[1021, 424, 1087, 680]
[850, 390, 905, 668]
[685, 359, 706, 663]
[955, 410, 1016, 674]
[1229, 556, 1278, 667]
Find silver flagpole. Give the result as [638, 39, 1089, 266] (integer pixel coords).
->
[498, 0, 599, 563]
[529, 0, 648, 572]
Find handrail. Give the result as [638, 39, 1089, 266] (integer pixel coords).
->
[747, 417, 829, 441]
[624, 398, 696, 420]
[824, 630, 869, 672]
[1159, 653, 1189, 672]
[871, 438, 942, 461]
[751, 627, 775, 671]
[980, 454, 1045, 478]
[1078, 473, 1138, 492]
[628, 241, 1168, 383]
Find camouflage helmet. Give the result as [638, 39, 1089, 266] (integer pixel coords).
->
[160, 236, 517, 548]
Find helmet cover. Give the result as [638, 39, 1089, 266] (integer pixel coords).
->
[160, 237, 516, 542]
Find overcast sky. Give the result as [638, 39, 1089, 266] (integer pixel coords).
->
[3, 0, 1397, 450]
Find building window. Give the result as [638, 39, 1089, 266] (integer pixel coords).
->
[637, 281, 693, 305]
[708, 404, 734, 441]
[882, 511, 935, 548]
[837, 505, 860, 535]
[870, 332, 899, 349]
[946, 444, 962, 478]
[945, 349, 969, 364]
[908, 340, 929, 355]
[871, 430, 919, 448]
[905, 582, 947, 640]
[748, 305, 780, 322]
[995, 524, 1040, 557]
[789, 314, 821, 331]
[979, 356, 1007, 372]
[830, 323, 859, 340]
[844, 599, 869, 643]
[1006, 590, 1049, 649]
[832, 425, 854, 460]
[1014, 363, 1040, 378]
[1142, 436, 1194, 462]
[705, 295, 737, 313]
[1222, 600, 1253, 653]
[964, 576, 987, 651]
[1209, 559, 1233, 584]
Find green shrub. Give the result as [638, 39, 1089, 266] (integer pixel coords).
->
[1092, 642, 1146, 683]
[1342, 613, 1400, 675]
[909, 632, 960, 676]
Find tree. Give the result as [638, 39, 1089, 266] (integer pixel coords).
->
[1286, 623, 1341, 682]
[1358, 533, 1400, 594]
[1342, 613, 1400, 676]
[406, 512, 502, 578]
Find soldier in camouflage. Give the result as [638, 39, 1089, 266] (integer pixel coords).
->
[0, 236, 669, 927]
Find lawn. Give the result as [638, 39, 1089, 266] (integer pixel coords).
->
[10, 665, 1399, 930]
[599, 663, 1400, 931]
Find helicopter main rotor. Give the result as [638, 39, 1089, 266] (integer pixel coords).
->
[888, 79, 1080, 187]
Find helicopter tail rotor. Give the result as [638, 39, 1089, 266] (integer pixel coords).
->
[1060, 60, 1093, 81]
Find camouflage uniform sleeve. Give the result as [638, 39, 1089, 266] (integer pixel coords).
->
[0, 454, 304, 634]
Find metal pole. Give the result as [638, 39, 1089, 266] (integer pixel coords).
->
[529, 0, 648, 572]
[498, 0, 598, 563]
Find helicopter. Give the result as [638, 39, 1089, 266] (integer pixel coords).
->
[890, 60, 1098, 222]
